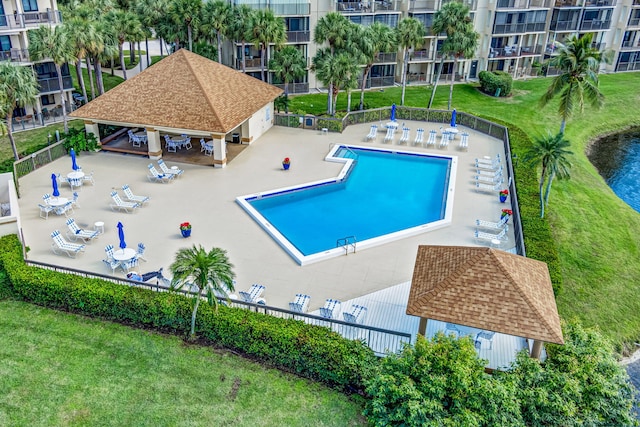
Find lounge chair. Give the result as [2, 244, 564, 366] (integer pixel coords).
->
[122, 185, 150, 205]
[65, 218, 100, 243]
[439, 131, 450, 149]
[474, 175, 503, 185]
[343, 304, 367, 323]
[475, 182, 503, 193]
[398, 127, 410, 145]
[475, 161, 502, 172]
[459, 132, 469, 150]
[477, 166, 503, 178]
[413, 128, 424, 146]
[147, 164, 174, 184]
[110, 191, 141, 213]
[158, 159, 184, 178]
[383, 127, 394, 143]
[288, 293, 310, 313]
[475, 154, 501, 167]
[474, 227, 508, 242]
[475, 215, 509, 230]
[38, 203, 54, 219]
[425, 130, 437, 147]
[239, 284, 265, 303]
[51, 230, 85, 258]
[319, 299, 341, 319]
[474, 331, 496, 350]
[365, 125, 377, 141]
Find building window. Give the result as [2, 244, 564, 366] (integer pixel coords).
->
[41, 94, 55, 106]
[0, 36, 11, 52]
[22, 0, 38, 12]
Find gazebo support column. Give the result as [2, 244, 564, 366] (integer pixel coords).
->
[146, 127, 162, 159]
[212, 133, 227, 168]
[418, 317, 427, 336]
[530, 339, 544, 359]
[84, 121, 100, 145]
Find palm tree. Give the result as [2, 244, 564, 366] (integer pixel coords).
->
[355, 22, 396, 110]
[170, 245, 235, 337]
[167, 0, 202, 52]
[200, 0, 231, 63]
[105, 10, 143, 80]
[428, 2, 476, 110]
[27, 25, 76, 133]
[269, 45, 306, 108]
[0, 62, 39, 160]
[541, 33, 609, 134]
[135, 0, 169, 63]
[395, 17, 425, 106]
[313, 48, 355, 116]
[65, 16, 95, 105]
[314, 12, 351, 114]
[524, 132, 573, 218]
[248, 9, 286, 82]
[229, 4, 254, 73]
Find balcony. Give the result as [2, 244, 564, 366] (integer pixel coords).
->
[356, 75, 395, 88]
[634, 0, 640, 5]
[236, 57, 263, 69]
[628, 17, 640, 27]
[273, 82, 309, 93]
[408, 0, 438, 10]
[442, 0, 477, 10]
[233, 0, 310, 15]
[621, 40, 640, 50]
[0, 10, 61, 30]
[337, 0, 400, 13]
[410, 49, 434, 61]
[584, 0, 616, 6]
[37, 76, 73, 93]
[497, 0, 551, 9]
[374, 52, 397, 63]
[493, 22, 546, 34]
[616, 61, 640, 72]
[554, 0, 581, 7]
[549, 19, 579, 31]
[286, 30, 310, 43]
[580, 19, 611, 31]
[0, 48, 29, 63]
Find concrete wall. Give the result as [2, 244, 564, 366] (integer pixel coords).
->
[0, 174, 21, 238]
[247, 102, 276, 143]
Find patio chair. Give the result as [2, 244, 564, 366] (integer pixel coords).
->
[82, 171, 95, 185]
[288, 293, 310, 313]
[51, 230, 85, 258]
[71, 192, 80, 209]
[163, 135, 178, 153]
[147, 164, 174, 184]
[474, 174, 503, 185]
[38, 203, 54, 219]
[68, 177, 83, 191]
[200, 139, 213, 156]
[157, 159, 184, 178]
[444, 323, 461, 338]
[102, 258, 120, 274]
[104, 244, 115, 261]
[383, 127, 394, 143]
[65, 218, 100, 243]
[110, 191, 141, 213]
[365, 125, 377, 141]
[42, 193, 51, 204]
[54, 201, 74, 217]
[122, 184, 150, 205]
[398, 127, 410, 145]
[425, 130, 437, 147]
[128, 130, 141, 147]
[475, 215, 509, 230]
[180, 135, 193, 150]
[475, 182, 503, 193]
[319, 299, 341, 319]
[459, 132, 469, 151]
[439, 131, 450, 149]
[121, 256, 139, 273]
[239, 284, 265, 303]
[413, 128, 424, 146]
[474, 331, 496, 350]
[474, 227, 508, 243]
[343, 304, 367, 323]
[136, 243, 147, 262]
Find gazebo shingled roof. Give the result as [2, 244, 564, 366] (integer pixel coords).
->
[69, 49, 283, 134]
[407, 245, 564, 345]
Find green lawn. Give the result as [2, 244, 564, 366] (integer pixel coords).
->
[0, 300, 365, 426]
[291, 74, 640, 352]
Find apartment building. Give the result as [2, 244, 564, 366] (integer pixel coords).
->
[0, 0, 74, 118]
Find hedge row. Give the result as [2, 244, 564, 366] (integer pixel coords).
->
[0, 235, 376, 392]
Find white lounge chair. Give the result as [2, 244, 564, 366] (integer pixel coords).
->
[477, 166, 503, 178]
[425, 130, 437, 147]
[158, 159, 184, 178]
[459, 132, 469, 150]
[475, 215, 510, 230]
[474, 175, 503, 185]
[476, 154, 501, 166]
[122, 185, 150, 205]
[383, 127, 394, 143]
[51, 230, 85, 258]
[475, 160, 502, 172]
[147, 164, 174, 184]
[66, 218, 100, 243]
[398, 127, 410, 145]
[413, 128, 424, 146]
[289, 293, 310, 313]
[475, 182, 503, 193]
[110, 191, 140, 213]
[239, 284, 265, 303]
[319, 299, 341, 319]
[343, 304, 367, 323]
[439, 131, 450, 149]
[474, 227, 508, 242]
[365, 125, 377, 141]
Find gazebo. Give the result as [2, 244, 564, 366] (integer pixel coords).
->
[407, 245, 564, 362]
[69, 49, 283, 168]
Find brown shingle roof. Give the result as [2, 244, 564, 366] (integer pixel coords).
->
[69, 49, 283, 134]
[407, 245, 564, 344]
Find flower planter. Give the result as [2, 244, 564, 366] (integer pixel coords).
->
[499, 195, 507, 203]
[181, 229, 191, 238]
[282, 163, 290, 170]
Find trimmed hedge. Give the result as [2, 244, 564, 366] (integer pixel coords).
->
[0, 235, 376, 392]
[478, 70, 513, 97]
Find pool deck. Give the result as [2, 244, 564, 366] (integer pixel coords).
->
[17, 120, 512, 314]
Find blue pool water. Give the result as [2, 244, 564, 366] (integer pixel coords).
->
[607, 136, 640, 213]
[246, 146, 451, 257]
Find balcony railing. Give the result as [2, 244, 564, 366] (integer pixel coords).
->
[236, 57, 263, 69]
[616, 61, 640, 72]
[580, 19, 611, 30]
[634, 0, 640, 5]
[497, 0, 551, 9]
[374, 52, 397, 63]
[409, 0, 438, 10]
[0, 10, 61, 29]
[337, 0, 400, 12]
[442, 0, 477, 10]
[584, 0, 616, 6]
[37, 76, 73, 93]
[410, 49, 434, 60]
[233, 1, 310, 15]
[621, 40, 640, 49]
[286, 30, 310, 43]
[554, 0, 581, 6]
[628, 17, 640, 27]
[0, 48, 30, 63]
[273, 82, 309, 93]
[493, 22, 546, 34]
[549, 20, 579, 31]
[356, 75, 395, 88]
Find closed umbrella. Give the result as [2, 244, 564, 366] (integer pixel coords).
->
[117, 221, 126, 249]
[70, 148, 79, 171]
[450, 109, 457, 128]
[51, 173, 60, 197]
[391, 103, 397, 122]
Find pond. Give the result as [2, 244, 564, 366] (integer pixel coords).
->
[588, 127, 640, 213]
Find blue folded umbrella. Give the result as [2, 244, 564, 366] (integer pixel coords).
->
[70, 148, 79, 171]
[51, 173, 60, 197]
[117, 221, 126, 249]
[451, 109, 457, 128]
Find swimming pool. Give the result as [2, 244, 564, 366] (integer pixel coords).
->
[237, 145, 457, 265]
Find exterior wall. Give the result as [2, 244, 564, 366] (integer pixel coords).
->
[247, 102, 276, 142]
[0, 174, 20, 238]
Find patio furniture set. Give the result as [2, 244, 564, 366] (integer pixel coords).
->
[365, 124, 470, 150]
[147, 160, 184, 183]
[164, 134, 192, 152]
[472, 154, 511, 247]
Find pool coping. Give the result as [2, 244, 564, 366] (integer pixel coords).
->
[236, 144, 458, 266]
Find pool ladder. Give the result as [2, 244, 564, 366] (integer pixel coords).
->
[337, 236, 357, 255]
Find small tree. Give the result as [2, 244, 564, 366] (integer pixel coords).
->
[395, 17, 424, 106]
[170, 245, 235, 337]
[269, 45, 306, 111]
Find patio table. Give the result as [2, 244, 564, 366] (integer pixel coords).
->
[47, 197, 69, 207]
[112, 248, 136, 262]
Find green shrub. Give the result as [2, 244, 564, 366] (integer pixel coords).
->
[62, 127, 99, 153]
[0, 235, 376, 392]
[478, 71, 513, 97]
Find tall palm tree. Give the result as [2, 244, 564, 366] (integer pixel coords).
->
[541, 33, 609, 134]
[27, 25, 76, 133]
[170, 245, 235, 337]
[229, 4, 254, 73]
[355, 22, 396, 111]
[135, 0, 168, 62]
[167, 0, 202, 52]
[248, 9, 286, 82]
[269, 45, 306, 106]
[313, 48, 355, 116]
[429, 2, 476, 109]
[105, 10, 142, 80]
[524, 131, 573, 218]
[65, 16, 98, 104]
[314, 12, 351, 114]
[395, 17, 424, 106]
[200, 0, 231, 63]
[0, 62, 39, 160]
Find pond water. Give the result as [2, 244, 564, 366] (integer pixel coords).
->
[588, 127, 640, 213]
